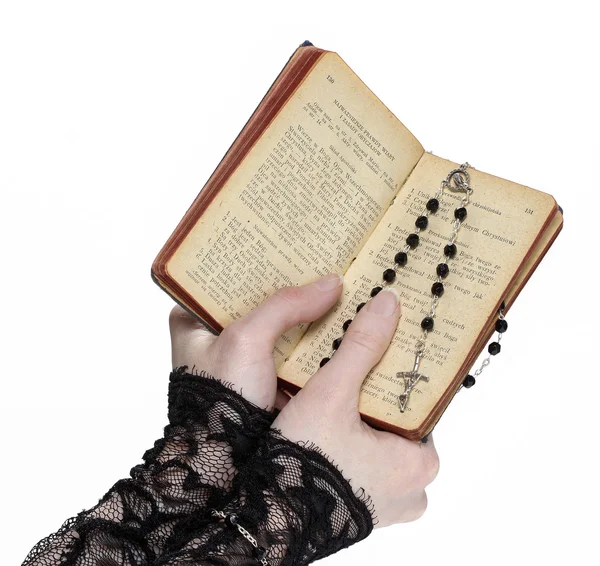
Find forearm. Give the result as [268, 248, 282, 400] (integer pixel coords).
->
[21, 367, 275, 566]
[155, 430, 374, 566]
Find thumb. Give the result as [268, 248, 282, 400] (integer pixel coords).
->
[306, 286, 402, 407]
[169, 305, 216, 340]
[219, 273, 344, 355]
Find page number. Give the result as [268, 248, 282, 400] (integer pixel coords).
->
[525, 208, 534, 214]
[327, 75, 335, 83]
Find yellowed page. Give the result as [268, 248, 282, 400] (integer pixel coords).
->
[167, 52, 424, 366]
[503, 210, 562, 308]
[430, 208, 563, 434]
[279, 153, 557, 433]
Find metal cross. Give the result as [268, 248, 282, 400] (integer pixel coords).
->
[396, 351, 429, 412]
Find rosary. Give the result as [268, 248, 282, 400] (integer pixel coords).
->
[320, 163, 508, 413]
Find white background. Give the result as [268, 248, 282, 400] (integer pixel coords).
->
[1, 2, 598, 565]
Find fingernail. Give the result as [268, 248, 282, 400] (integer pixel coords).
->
[365, 287, 400, 316]
[313, 273, 344, 291]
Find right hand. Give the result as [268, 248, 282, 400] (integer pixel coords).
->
[272, 286, 440, 527]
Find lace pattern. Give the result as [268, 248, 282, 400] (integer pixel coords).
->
[155, 431, 375, 566]
[21, 368, 375, 566]
[21, 367, 274, 566]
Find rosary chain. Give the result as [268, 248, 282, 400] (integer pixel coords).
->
[420, 174, 472, 338]
[211, 510, 270, 566]
[315, 158, 508, 407]
[318, 162, 478, 413]
[394, 164, 473, 411]
[321, 171, 457, 364]
[469, 308, 505, 379]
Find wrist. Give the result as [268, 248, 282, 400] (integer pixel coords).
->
[222, 429, 374, 566]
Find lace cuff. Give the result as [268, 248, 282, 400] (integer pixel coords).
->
[156, 430, 375, 566]
[21, 367, 275, 566]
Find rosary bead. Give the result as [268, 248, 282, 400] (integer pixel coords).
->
[394, 251, 408, 266]
[383, 268, 396, 283]
[319, 357, 330, 367]
[226, 513, 238, 527]
[463, 374, 476, 388]
[406, 233, 420, 249]
[256, 547, 267, 561]
[421, 317, 434, 331]
[332, 337, 343, 350]
[495, 319, 508, 333]
[356, 302, 366, 312]
[444, 243, 457, 258]
[431, 282, 444, 297]
[454, 207, 468, 221]
[415, 215, 429, 229]
[371, 286, 383, 297]
[343, 319, 352, 332]
[426, 198, 440, 213]
[488, 342, 501, 355]
[436, 263, 450, 278]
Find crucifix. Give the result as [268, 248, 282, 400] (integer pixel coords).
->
[396, 350, 429, 413]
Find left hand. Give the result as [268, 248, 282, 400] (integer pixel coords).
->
[169, 272, 344, 411]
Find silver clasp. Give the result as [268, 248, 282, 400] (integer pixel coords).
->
[446, 165, 471, 193]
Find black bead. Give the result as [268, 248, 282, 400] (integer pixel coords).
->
[488, 342, 501, 355]
[495, 319, 508, 333]
[444, 243, 457, 258]
[426, 198, 439, 213]
[431, 282, 444, 297]
[463, 374, 476, 388]
[225, 513, 238, 526]
[406, 233, 420, 249]
[356, 302, 366, 312]
[436, 263, 450, 279]
[343, 319, 352, 332]
[256, 547, 267, 561]
[394, 251, 408, 266]
[421, 317, 434, 331]
[319, 357, 330, 367]
[370, 286, 382, 297]
[415, 215, 429, 229]
[454, 207, 468, 221]
[383, 268, 396, 283]
[332, 337, 342, 350]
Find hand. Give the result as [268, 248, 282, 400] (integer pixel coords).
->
[168, 273, 345, 410]
[272, 286, 440, 527]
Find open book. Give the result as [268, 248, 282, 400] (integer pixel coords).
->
[152, 42, 563, 440]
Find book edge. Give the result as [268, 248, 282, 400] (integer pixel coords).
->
[151, 44, 327, 322]
[275, 190, 563, 439]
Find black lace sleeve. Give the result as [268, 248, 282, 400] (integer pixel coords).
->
[21, 367, 275, 566]
[154, 430, 375, 566]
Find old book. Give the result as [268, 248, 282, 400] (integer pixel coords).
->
[152, 41, 563, 440]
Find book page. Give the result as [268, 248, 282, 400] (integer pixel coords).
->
[459, 208, 562, 395]
[279, 153, 557, 433]
[167, 52, 424, 366]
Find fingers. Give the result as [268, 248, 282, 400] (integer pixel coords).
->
[308, 287, 401, 405]
[374, 429, 440, 489]
[274, 389, 292, 411]
[389, 439, 438, 524]
[419, 438, 440, 487]
[169, 305, 216, 367]
[399, 434, 440, 491]
[370, 432, 439, 527]
[218, 273, 344, 359]
[169, 305, 216, 337]
[394, 491, 428, 524]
